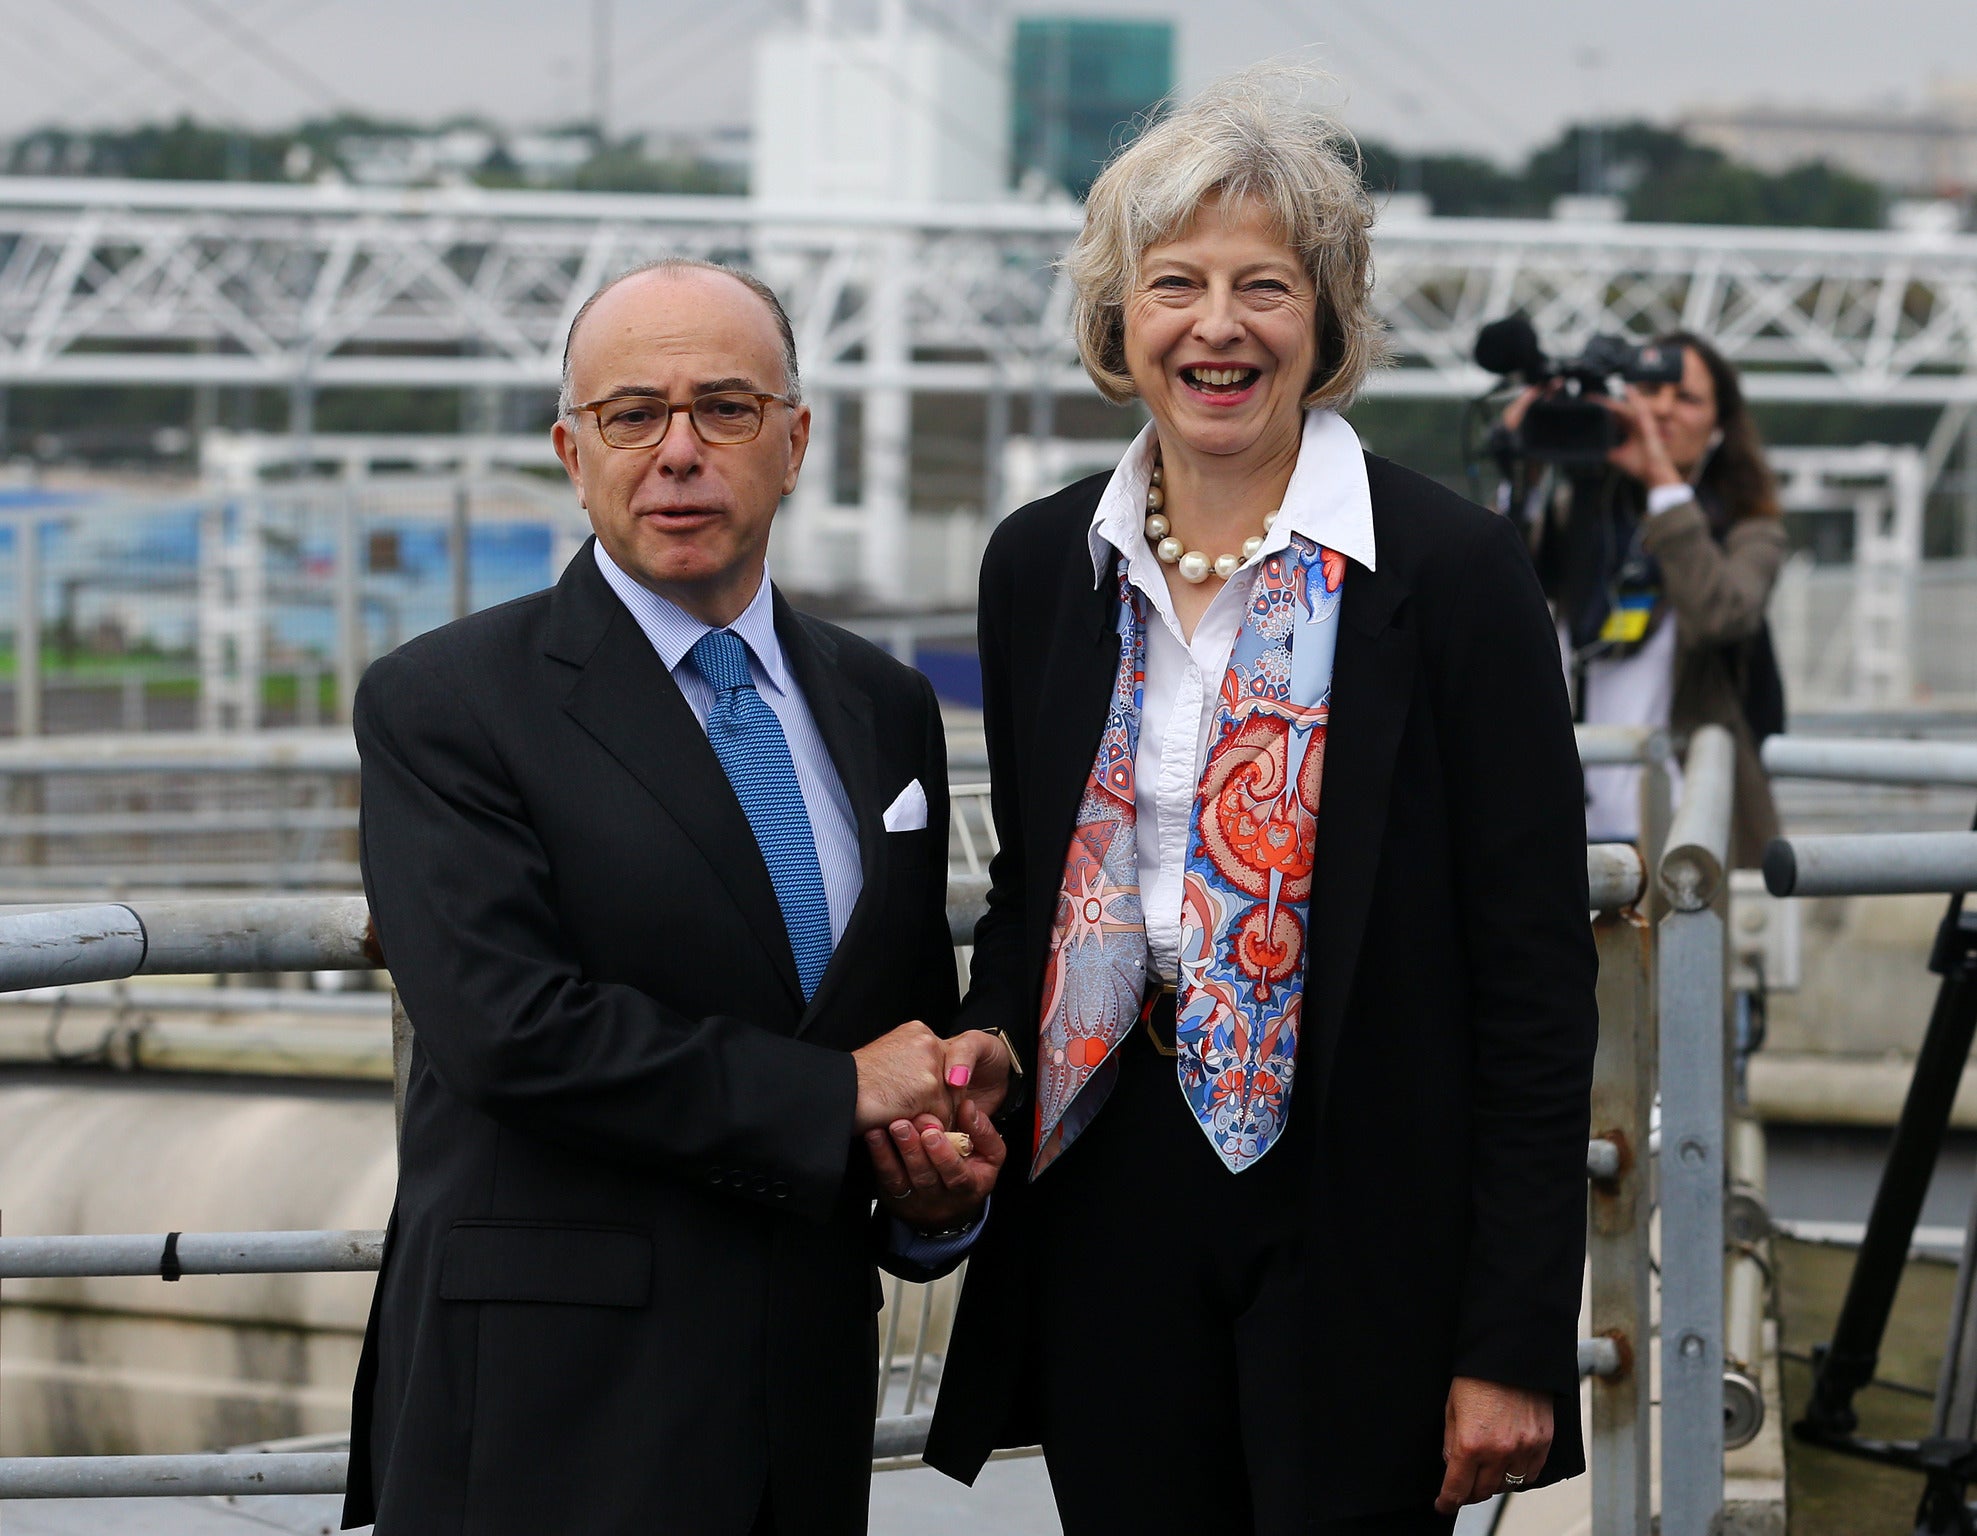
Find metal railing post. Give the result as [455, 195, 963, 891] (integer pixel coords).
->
[334, 483, 361, 725]
[448, 480, 471, 622]
[1589, 894, 1654, 1536]
[14, 511, 41, 738]
[1657, 723, 1737, 1536]
[0, 851, 1675, 1499]
[1640, 751, 1674, 921]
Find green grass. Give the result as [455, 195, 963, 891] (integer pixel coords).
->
[0, 657, 337, 714]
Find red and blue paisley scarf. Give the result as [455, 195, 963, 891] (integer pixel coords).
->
[1033, 534, 1345, 1176]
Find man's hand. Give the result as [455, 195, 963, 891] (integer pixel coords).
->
[851, 1020, 954, 1133]
[938, 1029, 1017, 1117]
[866, 1099, 1006, 1231]
[1435, 1377, 1553, 1513]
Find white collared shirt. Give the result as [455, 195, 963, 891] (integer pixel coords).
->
[1086, 409, 1378, 978]
[591, 542, 863, 944]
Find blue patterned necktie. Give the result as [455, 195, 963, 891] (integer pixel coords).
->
[687, 629, 834, 1001]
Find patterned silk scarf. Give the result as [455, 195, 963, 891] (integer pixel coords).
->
[1033, 534, 1345, 1177]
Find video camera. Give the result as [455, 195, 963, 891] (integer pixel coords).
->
[1473, 313, 1685, 464]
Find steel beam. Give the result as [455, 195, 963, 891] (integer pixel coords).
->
[0, 895, 377, 991]
[0, 1228, 382, 1279]
[1764, 833, 1977, 898]
[1762, 735, 1977, 788]
[0, 1452, 350, 1500]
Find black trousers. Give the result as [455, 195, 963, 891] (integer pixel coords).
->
[1029, 1002, 1454, 1536]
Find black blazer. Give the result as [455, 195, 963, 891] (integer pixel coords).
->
[924, 457, 1599, 1519]
[342, 542, 958, 1536]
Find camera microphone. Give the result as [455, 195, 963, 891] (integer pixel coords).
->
[1473, 313, 1548, 380]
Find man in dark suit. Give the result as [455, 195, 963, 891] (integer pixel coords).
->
[342, 258, 1004, 1536]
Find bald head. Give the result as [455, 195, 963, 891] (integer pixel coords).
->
[558, 259, 801, 418]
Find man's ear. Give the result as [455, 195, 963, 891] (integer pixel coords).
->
[782, 403, 812, 497]
[551, 416, 586, 507]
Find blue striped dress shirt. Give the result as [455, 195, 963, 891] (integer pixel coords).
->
[592, 541, 863, 945]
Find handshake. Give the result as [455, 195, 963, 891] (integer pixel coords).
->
[850, 1021, 1016, 1234]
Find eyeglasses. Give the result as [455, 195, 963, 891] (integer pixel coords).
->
[570, 391, 795, 450]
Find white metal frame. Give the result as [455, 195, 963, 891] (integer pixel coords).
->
[4, 179, 1976, 403]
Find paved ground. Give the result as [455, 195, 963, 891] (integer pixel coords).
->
[0, 1468, 1070, 1535]
[1, 1465, 1518, 1535]
[1, 1478, 1513, 1536]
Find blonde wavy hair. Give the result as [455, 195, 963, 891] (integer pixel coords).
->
[1065, 66, 1388, 410]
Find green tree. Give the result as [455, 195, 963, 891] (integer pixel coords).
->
[568, 139, 745, 196]
[1361, 120, 1886, 230]
[6, 117, 296, 180]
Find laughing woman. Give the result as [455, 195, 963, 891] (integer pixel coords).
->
[919, 71, 1601, 1535]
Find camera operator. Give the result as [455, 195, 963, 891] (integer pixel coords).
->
[1499, 331, 1789, 867]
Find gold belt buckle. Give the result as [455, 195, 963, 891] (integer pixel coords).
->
[1142, 980, 1179, 1058]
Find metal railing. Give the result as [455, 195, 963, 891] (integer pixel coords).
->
[1762, 736, 1977, 790]
[1758, 737, 1977, 1530]
[0, 724, 1675, 897]
[1765, 831, 1977, 897]
[0, 896, 377, 992]
[0, 1230, 382, 1280]
[0, 729, 362, 895]
[0, 843, 1663, 1505]
[1654, 724, 1741, 1536]
[1588, 869, 1655, 1534]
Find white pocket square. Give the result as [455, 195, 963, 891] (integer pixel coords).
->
[882, 778, 929, 832]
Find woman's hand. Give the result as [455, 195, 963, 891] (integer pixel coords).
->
[939, 1029, 1017, 1118]
[1435, 1376, 1554, 1512]
[865, 1099, 1006, 1233]
[1602, 386, 1685, 489]
[1498, 383, 1545, 434]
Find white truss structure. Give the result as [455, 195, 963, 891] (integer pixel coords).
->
[3, 177, 1976, 600]
[3, 178, 1976, 402]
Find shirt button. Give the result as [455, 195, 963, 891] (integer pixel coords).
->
[728, 1171, 749, 1189]
[771, 1182, 791, 1200]
[751, 1175, 770, 1194]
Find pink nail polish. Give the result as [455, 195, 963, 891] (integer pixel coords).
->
[947, 1066, 972, 1087]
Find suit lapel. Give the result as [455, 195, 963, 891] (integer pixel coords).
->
[1301, 552, 1414, 1130]
[776, 597, 883, 1035]
[547, 549, 804, 1009]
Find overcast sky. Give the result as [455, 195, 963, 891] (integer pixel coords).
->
[0, 0, 1971, 163]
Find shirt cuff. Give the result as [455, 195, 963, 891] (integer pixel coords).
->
[1646, 483, 1697, 517]
[888, 1199, 990, 1269]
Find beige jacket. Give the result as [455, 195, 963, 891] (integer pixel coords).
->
[1639, 499, 1791, 868]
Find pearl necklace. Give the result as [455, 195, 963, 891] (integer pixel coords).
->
[1143, 456, 1276, 585]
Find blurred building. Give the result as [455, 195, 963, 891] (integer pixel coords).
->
[1011, 17, 1173, 197]
[336, 126, 500, 187]
[1682, 81, 1977, 197]
[752, 0, 1008, 205]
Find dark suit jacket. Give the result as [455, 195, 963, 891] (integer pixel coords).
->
[341, 542, 959, 1536]
[924, 457, 1599, 1520]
